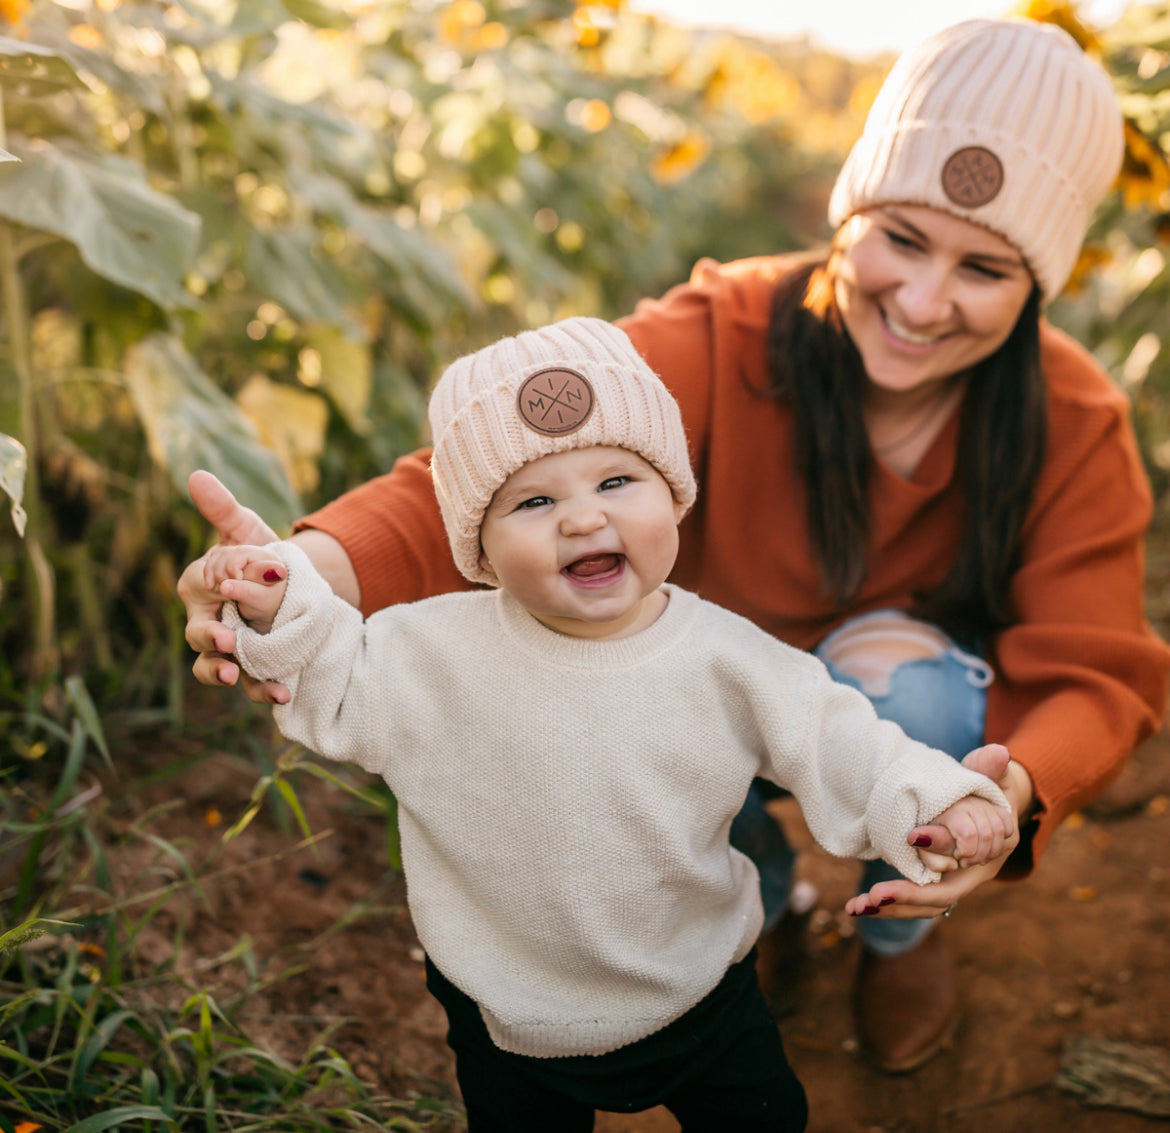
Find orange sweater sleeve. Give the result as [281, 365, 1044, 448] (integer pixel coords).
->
[294, 448, 472, 618]
[984, 326, 1170, 868]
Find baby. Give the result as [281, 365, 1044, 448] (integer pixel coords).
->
[199, 317, 1015, 1131]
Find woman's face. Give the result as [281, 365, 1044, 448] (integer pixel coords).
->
[833, 205, 1035, 400]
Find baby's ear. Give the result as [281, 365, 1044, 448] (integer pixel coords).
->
[477, 549, 498, 584]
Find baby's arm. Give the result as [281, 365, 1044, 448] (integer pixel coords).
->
[221, 541, 404, 779]
[203, 544, 287, 634]
[750, 647, 1012, 887]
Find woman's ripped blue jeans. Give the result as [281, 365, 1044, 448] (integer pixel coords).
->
[729, 611, 991, 957]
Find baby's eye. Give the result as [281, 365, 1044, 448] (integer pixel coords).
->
[516, 495, 553, 510]
[599, 476, 630, 491]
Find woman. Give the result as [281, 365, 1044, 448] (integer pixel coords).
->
[180, 18, 1170, 1076]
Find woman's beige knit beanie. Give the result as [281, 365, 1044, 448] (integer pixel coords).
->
[428, 317, 697, 585]
[828, 18, 1123, 302]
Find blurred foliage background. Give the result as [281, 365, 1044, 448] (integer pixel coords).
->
[0, 0, 889, 714]
[3, 0, 1170, 1126]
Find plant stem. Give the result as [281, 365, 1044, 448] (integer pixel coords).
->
[0, 86, 56, 678]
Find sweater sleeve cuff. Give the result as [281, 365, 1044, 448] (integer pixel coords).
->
[863, 745, 1011, 885]
[222, 542, 341, 684]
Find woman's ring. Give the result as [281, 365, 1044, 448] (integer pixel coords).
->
[941, 903, 957, 918]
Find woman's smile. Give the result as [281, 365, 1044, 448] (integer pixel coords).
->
[834, 205, 1034, 400]
[879, 308, 953, 350]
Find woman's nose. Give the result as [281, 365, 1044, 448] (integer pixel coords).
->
[896, 266, 953, 325]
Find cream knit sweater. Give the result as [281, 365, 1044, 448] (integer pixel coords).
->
[228, 542, 1007, 1059]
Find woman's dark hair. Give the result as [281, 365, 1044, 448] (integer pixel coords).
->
[766, 252, 1045, 645]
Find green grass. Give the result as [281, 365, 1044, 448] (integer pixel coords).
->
[0, 687, 458, 1133]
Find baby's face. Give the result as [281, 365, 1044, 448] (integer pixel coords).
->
[478, 446, 684, 640]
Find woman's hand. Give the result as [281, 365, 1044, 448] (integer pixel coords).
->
[845, 744, 1032, 919]
[178, 471, 289, 704]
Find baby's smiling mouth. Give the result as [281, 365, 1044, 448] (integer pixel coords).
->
[564, 553, 623, 579]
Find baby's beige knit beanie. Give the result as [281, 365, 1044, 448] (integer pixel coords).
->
[428, 317, 697, 584]
[828, 18, 1123, 302]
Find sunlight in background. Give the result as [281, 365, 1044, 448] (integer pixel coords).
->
[633, 0, 1134, 57]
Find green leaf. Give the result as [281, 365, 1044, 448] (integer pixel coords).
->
[273, 777, 313, 840]
[0, 431, 27, 536]
[0, 34, 85, 95]
[179, 0, 350, 36]
[220, 798, 263, 842]
[244, 226, 361, 333]
[123, 332, 300, 530]
[63, 1106, 178, 1133]
[0, 917, 77, 956]
[47, 719, 88, 813]
[465, 199, 579, 292]
[298, 172, 469, 306]
[173, 0, 287, 36]
[73, 1009, 135, 1088]
[0, 139, 200, 310]
[65, 675, 112, 767]
[27, 25, 168, 115]
[140, 1066, 160, 1106]
[207, 70, 373, 176]
[280, 0, 351, 30]
[0, 1037, 43, 1070]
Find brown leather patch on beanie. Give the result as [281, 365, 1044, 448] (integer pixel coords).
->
[516, 367, 595, 436]
[941, 146, 1004, 208]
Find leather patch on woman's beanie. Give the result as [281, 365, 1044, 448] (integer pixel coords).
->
[516, 368, 595, 436]
[941, 146, 1004, 208]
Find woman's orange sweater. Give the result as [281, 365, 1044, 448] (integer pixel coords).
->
[298, 254, 1170, 873]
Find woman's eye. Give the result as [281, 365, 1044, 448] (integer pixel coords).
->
[599, 476, 630, 492]
[516, 496, 552, 510]
[885, 229, 919, 250]
[964, 261, 1007, 281]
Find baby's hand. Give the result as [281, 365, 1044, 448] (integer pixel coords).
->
[913, 793, 1017, 873]
[203, 544, 287, 633]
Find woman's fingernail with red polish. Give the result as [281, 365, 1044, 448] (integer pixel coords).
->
[880, 897, 896, 906]
[264, 569, 281, 582]
[912, 835, 932, 848]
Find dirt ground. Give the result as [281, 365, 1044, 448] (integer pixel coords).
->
[111, 684, 1170, 1133]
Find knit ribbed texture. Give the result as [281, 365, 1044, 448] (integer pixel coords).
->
[429, 317, 697, 583]
[226, 541, 1009, 1058]
[828, 18, 1123, 301]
